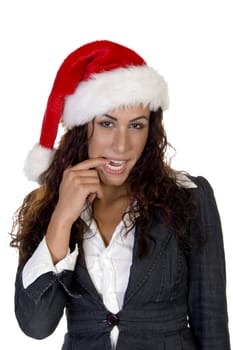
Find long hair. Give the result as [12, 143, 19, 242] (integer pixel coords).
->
[10, 108, 199, 266]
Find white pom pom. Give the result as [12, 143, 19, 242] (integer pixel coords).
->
[23, 144, 55, 182]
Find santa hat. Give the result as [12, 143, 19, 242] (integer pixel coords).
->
[24, 40, 169, 182]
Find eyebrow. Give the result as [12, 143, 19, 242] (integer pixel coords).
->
[103, 114, 149, 122]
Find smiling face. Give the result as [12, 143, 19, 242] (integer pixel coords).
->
[87, 105, 150, 189]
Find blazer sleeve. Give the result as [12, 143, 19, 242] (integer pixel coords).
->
[14, 264, 73, 340]
[188, 176, 231, 349]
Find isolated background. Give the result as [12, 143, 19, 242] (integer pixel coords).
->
[0, 0, 232, 348]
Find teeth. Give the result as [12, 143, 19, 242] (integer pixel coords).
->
[106, 163, 124, 171]
[109, 159, 126, 166]
[106, 160, 126, 171]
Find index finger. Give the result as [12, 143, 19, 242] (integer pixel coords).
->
[71, 157, 109, 171]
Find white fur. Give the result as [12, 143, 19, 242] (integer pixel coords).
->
[23, 144, 55, 182]
[63, 65, 169, 128]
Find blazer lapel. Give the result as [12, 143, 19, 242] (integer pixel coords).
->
[123, 220, 172, 306]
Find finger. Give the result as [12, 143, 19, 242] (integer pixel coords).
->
[81, 183, 103, 199]
[69, 176, 101, 185]
[71, 158, 109, 171]
[67, 169, 100, 178]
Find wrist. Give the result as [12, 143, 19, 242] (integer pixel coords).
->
[51, 206, 76, 229]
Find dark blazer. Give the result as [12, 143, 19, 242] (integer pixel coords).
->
[14, 176, 231, 349]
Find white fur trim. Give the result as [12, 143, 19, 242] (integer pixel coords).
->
[63, 65, 169, 128]
[23, 144, 55, 182]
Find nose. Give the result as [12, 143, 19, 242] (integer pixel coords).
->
[112, 128, 130, 153]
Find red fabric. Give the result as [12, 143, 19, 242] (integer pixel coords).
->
[39, 40, 146, 149]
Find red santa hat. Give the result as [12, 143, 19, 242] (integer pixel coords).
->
[24, 40, 169, 182]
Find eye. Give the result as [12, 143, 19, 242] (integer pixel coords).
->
[98, 120, 114, 128]
[129, 122, 145, 129]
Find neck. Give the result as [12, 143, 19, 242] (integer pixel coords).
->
[99, 184, 129, 204]
[92, 184, 130, 243]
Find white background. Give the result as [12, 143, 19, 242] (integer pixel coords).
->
[0, 0, 232, 348]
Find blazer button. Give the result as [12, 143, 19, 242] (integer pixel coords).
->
[106, 313, 119, 326]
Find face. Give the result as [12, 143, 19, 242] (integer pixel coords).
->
[87, 105, 150, 188]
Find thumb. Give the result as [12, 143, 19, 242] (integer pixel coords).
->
[87, 193, 97, 204]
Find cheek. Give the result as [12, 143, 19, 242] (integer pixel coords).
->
[88, 139, 96, 158]
[133, 132, 148, 154]
[88, 135, 106, 157]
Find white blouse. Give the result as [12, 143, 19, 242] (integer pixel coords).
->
[22, 207, 135, 349]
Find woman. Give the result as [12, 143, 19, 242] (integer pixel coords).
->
[10, 40, 231, 349]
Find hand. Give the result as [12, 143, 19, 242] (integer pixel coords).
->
[54, 158, 108, 225]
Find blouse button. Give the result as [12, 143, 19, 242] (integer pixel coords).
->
[106, 313, 119, 326]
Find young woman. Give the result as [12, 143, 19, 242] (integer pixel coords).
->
[10, 40, 231, 349]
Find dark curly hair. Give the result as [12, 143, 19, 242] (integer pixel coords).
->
[10, 108, 200, 266]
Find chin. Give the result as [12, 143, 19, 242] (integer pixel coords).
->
[102, 178, 126, 187]
[99, 173, 128, 187]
